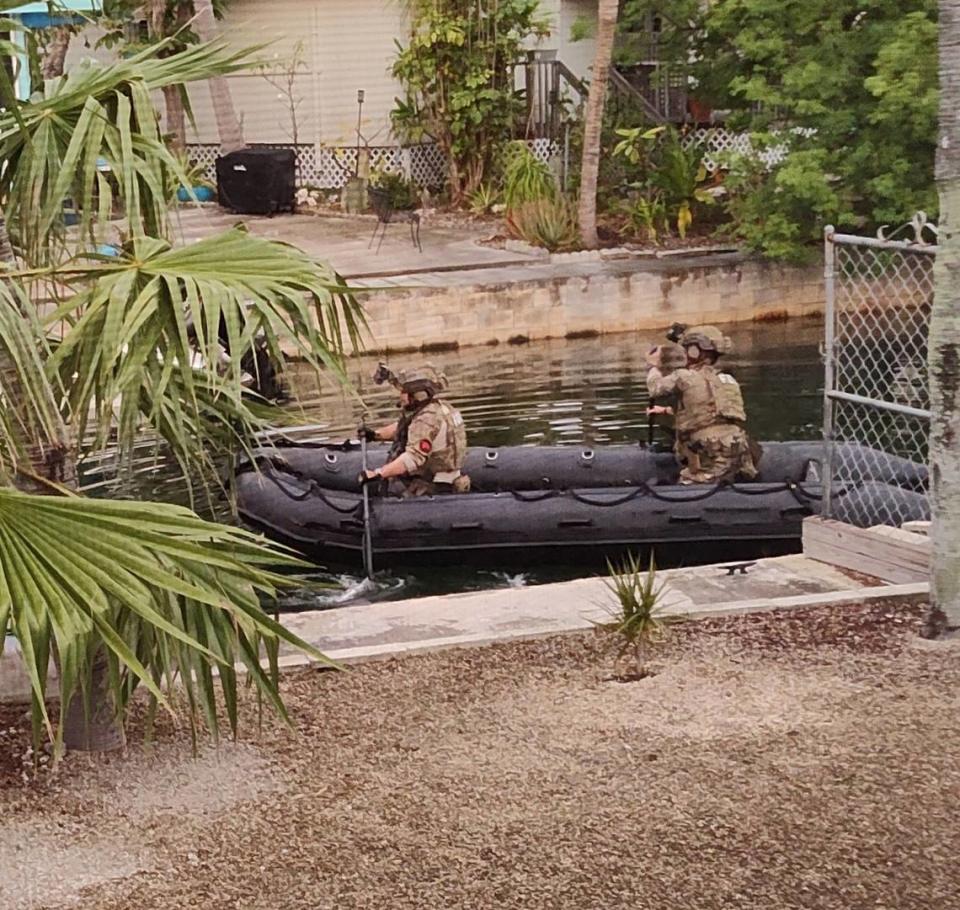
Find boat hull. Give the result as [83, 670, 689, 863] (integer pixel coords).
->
[234, 442, 929, 565]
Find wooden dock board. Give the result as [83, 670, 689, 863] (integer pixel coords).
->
[802, 516, 930, 585]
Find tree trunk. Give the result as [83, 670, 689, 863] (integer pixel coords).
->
[931, 0, 960, 635]
[577, 0, 619, 250]
[192, 0, 246, 155]
[61, 654, 124, 753]
[145, 0, 187, 152]
[162, 85, 187, 152]
[41, 26, 71, 81]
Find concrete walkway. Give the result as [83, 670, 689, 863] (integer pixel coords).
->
[169, 204, 744, 286]
[169, 205, 541, 279]
[280, 554, 928, 668]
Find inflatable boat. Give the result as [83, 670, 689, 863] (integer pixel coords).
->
[233, 441, 929, 565]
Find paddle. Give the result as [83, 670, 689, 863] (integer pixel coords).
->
[359, 417, 375, 580]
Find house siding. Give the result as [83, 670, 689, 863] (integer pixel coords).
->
[183, 0, 405, 147]
[54, 1, 597, 147]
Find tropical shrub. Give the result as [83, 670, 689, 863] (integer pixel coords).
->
[468, 182, 502, 216]
[391, 0, 549, 204]
[506, 196, 578, 251]
[502, 141, 558, 212]
[0, 35, 363, 757]
[621, 191, 668, 244]
[694, 0, 937, 258]
[371, 171, 420, 210]
[648, 130, 717, 239]
[615, 0, 938, 259]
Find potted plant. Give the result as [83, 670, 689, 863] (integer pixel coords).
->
[174, 155, 216, 203]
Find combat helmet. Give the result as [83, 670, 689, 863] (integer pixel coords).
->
[396, 363, 448, 402]
[679, 324, 732, 356]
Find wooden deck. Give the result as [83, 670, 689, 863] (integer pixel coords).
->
[802, 516, 930, 585]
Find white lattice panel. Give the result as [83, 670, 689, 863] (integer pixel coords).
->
[527, 137, 559, 163]
[409, 144, 446, 189]
[679, 127, 814, 172]
[188, 144, 322, 185]
[370, 147, 405, 176]
[186, 139, 561, 192]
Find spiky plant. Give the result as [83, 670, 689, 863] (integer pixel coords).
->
[598, 552, 674, 678]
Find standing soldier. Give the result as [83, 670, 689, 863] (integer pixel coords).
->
[361, 364, 470, 496]
[645, 325, 758, 484]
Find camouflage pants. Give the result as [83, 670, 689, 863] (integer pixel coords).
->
[679, 424, 758, 485]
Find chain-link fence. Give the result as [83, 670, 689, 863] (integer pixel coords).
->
[822, 225, 934, 527]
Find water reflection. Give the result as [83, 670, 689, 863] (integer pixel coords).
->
[284, 317, 825, 448]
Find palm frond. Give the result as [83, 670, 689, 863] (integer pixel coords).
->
[0, 38, 255, 267]
[38, 228, 366, 494]
[0, 274, 70, 485]
[0, 488, 332, 757]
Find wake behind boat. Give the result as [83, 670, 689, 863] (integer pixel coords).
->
[233, 441, 929, 565]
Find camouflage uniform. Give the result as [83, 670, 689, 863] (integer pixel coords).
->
[647, 362, 757, 484]
[395, 398, 469, 497]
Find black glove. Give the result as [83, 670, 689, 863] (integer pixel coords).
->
[358, 470, 381, 486]
[358, 426, 378, 443]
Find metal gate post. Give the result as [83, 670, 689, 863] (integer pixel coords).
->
[821, 225, 837, 517]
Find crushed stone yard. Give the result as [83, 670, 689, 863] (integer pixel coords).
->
[2, 598, 958, 910]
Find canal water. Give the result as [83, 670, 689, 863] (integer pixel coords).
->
[86, 318, 827, 609]
[270, 317, 826, 609]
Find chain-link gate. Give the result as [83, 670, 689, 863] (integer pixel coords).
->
[822, 223, 934, 526]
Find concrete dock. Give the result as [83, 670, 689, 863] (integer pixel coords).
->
[0, 554, 929, 703]
[279, 554, 927, 668]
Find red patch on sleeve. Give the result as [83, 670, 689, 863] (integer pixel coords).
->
[418, 439, 432, 454]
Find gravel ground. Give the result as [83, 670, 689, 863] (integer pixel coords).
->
[2, 598, 959, 910]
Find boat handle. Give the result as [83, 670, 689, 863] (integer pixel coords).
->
[580, 449, 595, 463]
[451, 522, 483, 530]
[558, 518, 593, 528]
[323, 452, 340, 473]
[483, 450, 499, 466]
[668, 515, 704, 523]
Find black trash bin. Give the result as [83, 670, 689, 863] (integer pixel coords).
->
[216, 148, 296, 215]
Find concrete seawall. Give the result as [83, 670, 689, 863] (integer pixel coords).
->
[350, 252, 825, 353]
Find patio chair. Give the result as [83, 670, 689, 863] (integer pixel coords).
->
[368, 187, 422, 254]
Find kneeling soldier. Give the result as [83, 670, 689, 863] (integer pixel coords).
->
[362, 364, 470, 496]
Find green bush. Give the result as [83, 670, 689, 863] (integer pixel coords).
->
[502, 142, 557, 212]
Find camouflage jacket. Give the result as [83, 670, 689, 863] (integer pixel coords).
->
[646, 362, 747, 436]
[397, 399, 467, 482]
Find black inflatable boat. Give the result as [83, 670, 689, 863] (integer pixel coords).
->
[233, 441, 929, 565]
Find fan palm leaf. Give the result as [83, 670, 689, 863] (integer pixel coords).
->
[0, 487, 329, 757]
[0, 37, 255, 267]
[37, 227, 366, 495]
[0, 235, 76, 490]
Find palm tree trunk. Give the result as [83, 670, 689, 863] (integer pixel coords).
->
[162, 84, 187, 153]
[192, 0, 246, 155]
[146, 0, 187, 153]
[41, 26, 72, 81]
[930, 0, 960, 635]
[577, 0, 619, 250]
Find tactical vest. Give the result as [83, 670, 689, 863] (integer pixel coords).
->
[675, 365, 747, 435]
[424, 400, 467, 479]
